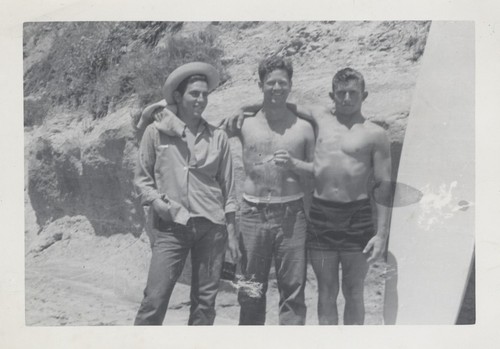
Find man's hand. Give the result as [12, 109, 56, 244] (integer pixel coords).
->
[153, 105, 187, 138]
[218, 102, 262, 135]
[137, 99, 167, 130]
[152, 198, 172, 222]
[218, 108, 248, 135]
[225, 233, 241, 264]
[363, 235, 387, 263]
[224, 212, 241, 263]
[152, 104, 178, 122]
[273, 149, 296, 170]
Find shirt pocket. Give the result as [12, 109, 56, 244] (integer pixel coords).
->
[154, 144, 180, 183]
[156, 144, 176, 167]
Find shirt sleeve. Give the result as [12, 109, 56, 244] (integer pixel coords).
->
[134, 124, 162, 206]
[216, 131, 238, 214]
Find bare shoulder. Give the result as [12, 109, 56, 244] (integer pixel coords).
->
[364, 120, 390, 146]
[304, 104, 330, 118]
[240, 113, 261, 132]
[365, 120, 387, 135]
[312, 105, 335, 126]
[295, 115, 314, 131]
[239, 114, 264, 142]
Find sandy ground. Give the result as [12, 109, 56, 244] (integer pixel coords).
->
[25, 254, 386, 326]
[25, 212, 387, 326]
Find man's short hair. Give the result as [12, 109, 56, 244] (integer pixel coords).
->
[176, 74, 208, 96]
[332, 68, 365, 92]
[258, 56, 293, 82]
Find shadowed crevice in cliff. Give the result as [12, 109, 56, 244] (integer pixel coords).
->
[27, 110, 147, 237]
[79, 129, 144, 236]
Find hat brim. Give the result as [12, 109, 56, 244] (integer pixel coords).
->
[162, 62, 220, 104]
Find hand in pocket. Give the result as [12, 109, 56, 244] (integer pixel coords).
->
[152, 198, 173, 221]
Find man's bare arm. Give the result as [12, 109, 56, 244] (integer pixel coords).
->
[364, 129, 392, 263]
[225, 212, 241, 263]
[136, 100, 185, 137]
[285, 103, 320, 125]
[219, 102, 262, 136]
[220, 101, 323, 135]
[136, 99, 167, 130]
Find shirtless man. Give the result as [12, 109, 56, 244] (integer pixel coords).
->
[137, 57, 315, 325]
[235, 57, 315, 325]
[225, 67, 391, 325]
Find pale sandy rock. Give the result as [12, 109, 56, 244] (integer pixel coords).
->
[28, 215, 95, 254]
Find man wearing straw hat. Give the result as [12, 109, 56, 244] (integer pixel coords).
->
[134, 62, 240, 325]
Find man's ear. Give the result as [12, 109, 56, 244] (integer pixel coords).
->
[329, 91, 334, 100]
[173, 90, 182, 104]
[258, 81, 263, 90]
[362, 91, 369, 101]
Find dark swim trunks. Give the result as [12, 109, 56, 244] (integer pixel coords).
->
[307, 196, 375, 251]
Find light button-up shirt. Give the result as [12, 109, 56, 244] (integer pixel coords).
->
[135, 119, 237, 227]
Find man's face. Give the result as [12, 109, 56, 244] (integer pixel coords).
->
[175, 80, 209, 118]
[259, 69, 292, 105]
[330, 79, 367, 116]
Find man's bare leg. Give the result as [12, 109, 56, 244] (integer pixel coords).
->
[340, 251, 369, 325]
[309, 249, 341, 325]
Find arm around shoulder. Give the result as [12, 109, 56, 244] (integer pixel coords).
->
[137, 99, 167, 130]
[286, 103, 327, 125]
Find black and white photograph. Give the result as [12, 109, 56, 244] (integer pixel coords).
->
[2, 0, 500, 348]
[24, 19, 475, 326]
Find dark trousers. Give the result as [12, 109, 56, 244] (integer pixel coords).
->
[134, 217, 227, 325]
[238, 199, 307, 325]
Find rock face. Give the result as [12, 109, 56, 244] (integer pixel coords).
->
[27, 106, 145, 236]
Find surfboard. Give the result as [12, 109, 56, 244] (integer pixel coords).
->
[383, 21, 475, 325]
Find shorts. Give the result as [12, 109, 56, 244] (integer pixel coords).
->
[306, 196, 375, 252]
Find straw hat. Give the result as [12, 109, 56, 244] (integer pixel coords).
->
[162, 62, 220, 104]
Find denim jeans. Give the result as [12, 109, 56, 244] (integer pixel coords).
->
[238, 199, 307, 325]
[134, 217, 227, 325]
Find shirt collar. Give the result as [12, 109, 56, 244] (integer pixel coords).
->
[197, 118, 214, 136]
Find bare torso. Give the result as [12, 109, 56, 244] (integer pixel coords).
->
[313, 108, 382, 202]
[240, 110, 312, 198]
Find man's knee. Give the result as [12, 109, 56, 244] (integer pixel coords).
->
[318, 284, 340, 303]
[144, 286, 172, 307]
[238, 286, 266, 306]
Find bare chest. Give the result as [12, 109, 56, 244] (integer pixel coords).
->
[242, 121, 306, 157]
[316, 119, 373, 158]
